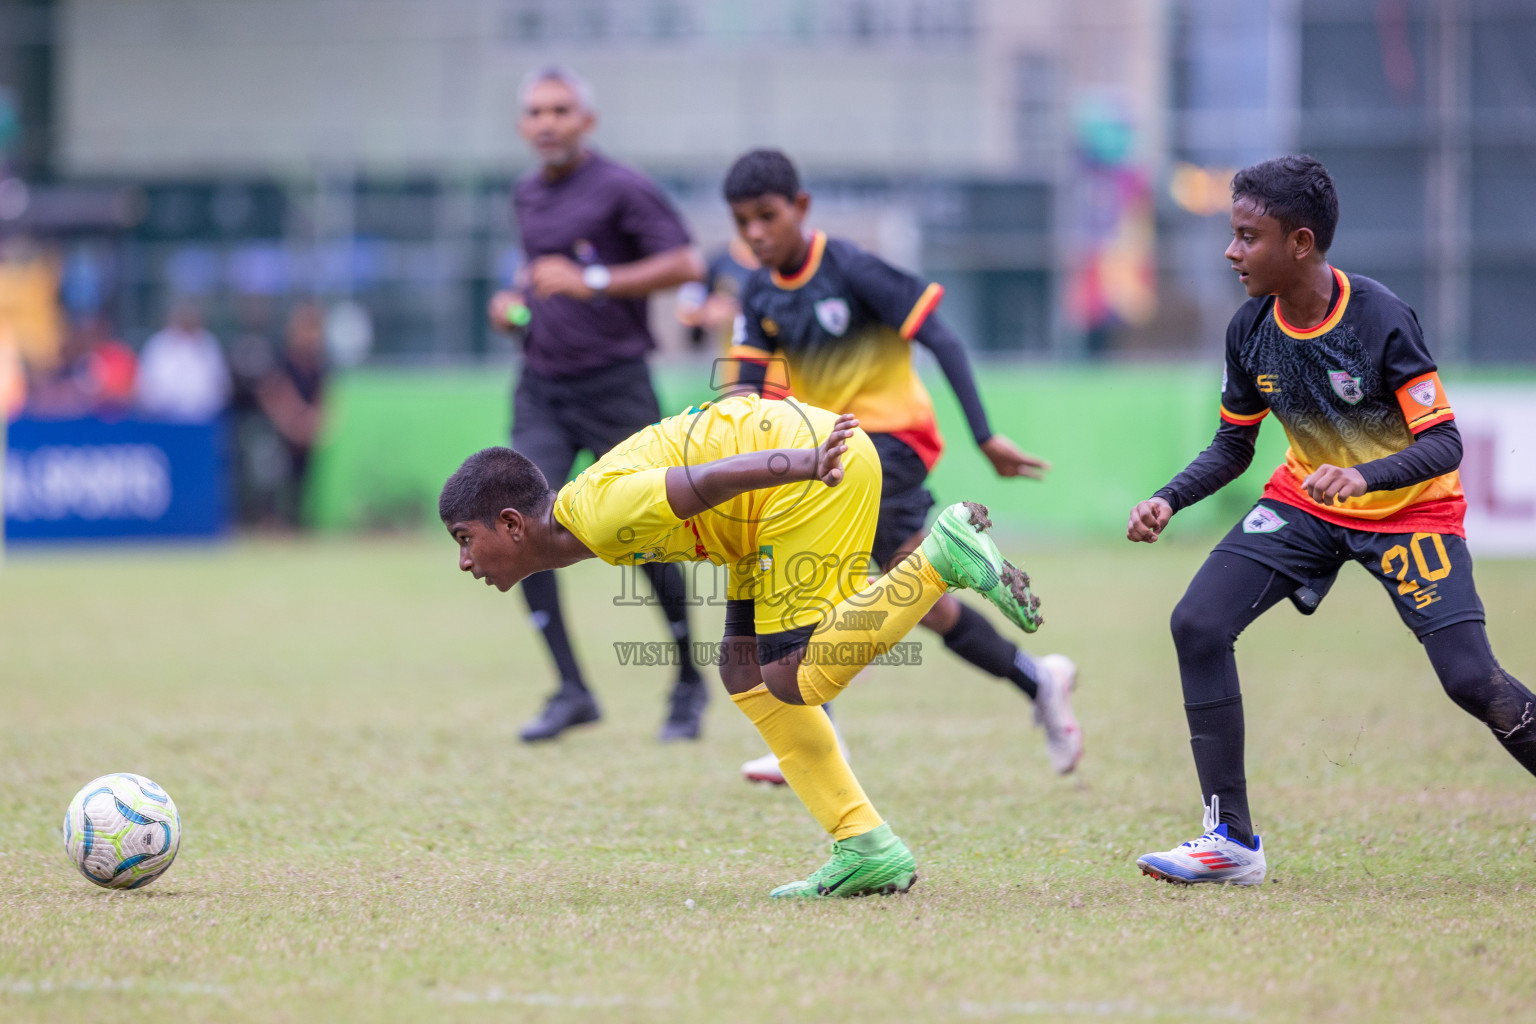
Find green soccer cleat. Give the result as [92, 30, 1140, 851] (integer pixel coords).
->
[919, 501, 1043, 633]
[770, 823, 917, 899]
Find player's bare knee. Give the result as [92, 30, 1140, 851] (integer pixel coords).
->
[718, 636, 762, 695]
[719, 658, 760, 696]
[759, 663, 807, 705]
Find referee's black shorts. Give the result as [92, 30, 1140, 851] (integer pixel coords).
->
[511, 358, 662, 488]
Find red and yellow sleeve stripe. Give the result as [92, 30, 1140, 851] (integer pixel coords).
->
[1396, 370, 1454, 433]
[1219, 404, 1269, 426]
[898, 283, 945, 340]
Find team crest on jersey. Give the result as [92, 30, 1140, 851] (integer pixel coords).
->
[1409, 379, 1438, 406]
[760, 317, 779, 338]
[1242, 505, 1288, 534]
[814, 298, 850, 336]
[1328, 370, 1364, 405]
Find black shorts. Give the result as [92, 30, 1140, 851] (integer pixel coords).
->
[511, 358, 662, 487]
[723, 598, 816, 665]
[870, 433, 936, 568]
[1212, 500, 1485, 638]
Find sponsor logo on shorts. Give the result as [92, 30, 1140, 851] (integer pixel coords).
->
[1242, 505, 1287, 534]
[1328, 369, 1363, 405]
[1409, 379, 1438, 406]
[814, 297, 850, 336]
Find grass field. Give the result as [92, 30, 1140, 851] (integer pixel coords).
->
[2, 533, 1535, 1023]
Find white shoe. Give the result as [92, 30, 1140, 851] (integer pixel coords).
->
[741, 729, 850, 786]
[741, 751, 787, 785]
[1034, 653, 1083, 774]
[1135, 795, 1266, 886]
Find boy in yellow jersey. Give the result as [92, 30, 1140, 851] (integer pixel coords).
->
[440, 394, 1041, 897]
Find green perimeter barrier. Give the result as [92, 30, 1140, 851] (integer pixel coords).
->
[307, 360, 1294, 539]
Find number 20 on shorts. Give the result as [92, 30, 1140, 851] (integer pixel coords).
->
[1381, 533, 1452, 610]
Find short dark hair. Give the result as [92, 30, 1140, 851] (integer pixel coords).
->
[723, 149, 801, 204]
[1231, 155, 1339, 254]
[439, 447, 551, 526]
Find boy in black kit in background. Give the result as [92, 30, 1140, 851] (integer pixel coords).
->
[488, 66, 709, 743]
[1128, 155, 1536, 885]
[722, 149, 1083, 781]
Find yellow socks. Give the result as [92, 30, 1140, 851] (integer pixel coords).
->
[730, 684, 883, 840]
[723, 549, 949, 840]
[796, 549, 949, 706]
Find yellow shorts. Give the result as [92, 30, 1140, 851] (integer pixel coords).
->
[725, 425, 882, 636]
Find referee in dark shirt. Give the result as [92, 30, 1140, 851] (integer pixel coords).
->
[489, 66, 708, 743]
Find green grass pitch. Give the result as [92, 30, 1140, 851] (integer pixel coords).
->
[2, 534, 1534, 1023]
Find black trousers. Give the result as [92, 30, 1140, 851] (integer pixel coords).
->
[1172, 539, 1536, 840]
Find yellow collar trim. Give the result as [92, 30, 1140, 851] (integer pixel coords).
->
[770, 231, 826, 291]
[1274, 267, 1350, 340]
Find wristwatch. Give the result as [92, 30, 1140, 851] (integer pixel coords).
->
[582, 264, 612, 296]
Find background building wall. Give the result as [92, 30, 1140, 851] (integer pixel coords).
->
[12, 0, 1529, 363]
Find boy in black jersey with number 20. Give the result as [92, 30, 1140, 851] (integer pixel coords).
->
[1127, 155, 1536, 885]
[723, 149, 1083, 781]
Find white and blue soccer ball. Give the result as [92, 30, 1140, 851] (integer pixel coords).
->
[62, 773, 181, 890]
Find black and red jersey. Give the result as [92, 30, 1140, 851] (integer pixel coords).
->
[734, 231, 948, 468]
[1219, 267, 1462, 534]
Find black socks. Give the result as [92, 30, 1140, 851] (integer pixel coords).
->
[641, 562, 698, 681]
[942, 602, 1041, 699]
[521, 569, 587, 692]
[1185, 694, 1254, 845]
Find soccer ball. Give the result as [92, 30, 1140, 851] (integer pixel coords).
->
[62, 773, 181, 890]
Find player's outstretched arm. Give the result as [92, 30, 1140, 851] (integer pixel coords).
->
[663, 414, 859, 519]
[912, 316, 1049, 480]
[979, 435, 1051, 480]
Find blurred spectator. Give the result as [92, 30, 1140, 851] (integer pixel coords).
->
[227, 298, 284, 525]
[675, 235, 759, 352]
[25, 315, 137, 417]
[86, 318, 138, 412]
[254, 301, 328, 527]
[135, 301, 231, 422]
[0, 329, 24, 420]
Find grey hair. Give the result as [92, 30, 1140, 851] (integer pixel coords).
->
[519, 65, 596, 112]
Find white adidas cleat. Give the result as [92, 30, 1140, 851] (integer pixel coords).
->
[1135, 796, 1266, 886]
[1034, 653, 1083, 774]
[741, 751, 787, 785]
